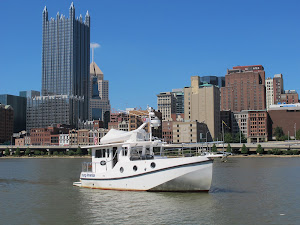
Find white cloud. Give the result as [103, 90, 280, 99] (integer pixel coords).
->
[90, 42, 101, 48]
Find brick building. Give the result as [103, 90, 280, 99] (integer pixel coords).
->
[221, 65, 266, 112]
[268, 104, 300, 140]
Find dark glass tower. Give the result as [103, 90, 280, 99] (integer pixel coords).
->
[42, 3, 90, 119]
[27, 3, 90, 131]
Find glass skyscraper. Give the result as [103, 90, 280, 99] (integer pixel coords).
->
[27, 3, 90, 131]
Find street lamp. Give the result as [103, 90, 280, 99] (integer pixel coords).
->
[294, 123, 297, 140]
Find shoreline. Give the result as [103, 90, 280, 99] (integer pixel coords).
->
[1, 155, 300, 159]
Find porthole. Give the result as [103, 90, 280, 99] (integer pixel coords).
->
[150, 162, 156, 168]
[133, 165, 138, 171]
[120, 167, 124, 173]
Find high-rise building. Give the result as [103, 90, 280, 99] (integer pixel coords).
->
[273, 74, 284, 104]
[0, 94, 26, 132]
[184, 76, 220, 140]
[89, 62, 111, 122]
[157, 89, 184, 121]
[27, 3, 90, 131]
[199, 76, 225, 88]
[19, 90, 40, 99]
[157, 92, 175, 121]
[0, 104, 14, 143]
[172, 89, 184, 114]
[221, 65, 266, 112]
[265, 77, 274, 110]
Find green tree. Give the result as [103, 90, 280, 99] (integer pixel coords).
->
[40, 151, 45, 156]
[88, 148, 92, 156]
[68, 150, 75, 156]
[34, 150, 41, 156]
[15, 148, 20, 156]
[224, 133, 233, 143]
[241, 144, 249, 154]
[53, 151, 58, 156]
[272, 148, 282, 155]
[59, 151, 64, 156]
[256, 144, 264, 154]
[212, 144, 217, 152]
[76, 147, 82, 156]
[5, 148, 10, 156]
[25, 148, 31, 156]
[226, 143, 232, 153]
[274, 127, 284, 141]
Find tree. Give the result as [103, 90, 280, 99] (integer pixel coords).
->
[53, 151, 58, 156]
[15, 148, 20, 156]
[25, 148, 31, 156]
[68, 150, 75, 156]
[212, 144, 217, 152]
[256, 144, 264, 154]
[224, 133, 233, 143]
[76, 147, 82, 156]
[5, 148, 10, 156]
[241, 144, 249, 154]
[226, 144, 232, 153]
[274, 127, 284, 141]
[34, 150, 41, 155]
[88, 149, 92, 156]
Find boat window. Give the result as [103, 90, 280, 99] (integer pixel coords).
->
[133, 165, 138, 171]
[106, 149, 110, 158]
[95, 149, 106, 158]
[120, 167, 124, 173]
[151, 162, 156, 168]
[122, 147, 128, 156]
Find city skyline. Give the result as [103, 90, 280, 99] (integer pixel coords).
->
[1, 0, 300, 110]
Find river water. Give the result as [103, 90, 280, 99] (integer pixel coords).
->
[0, 157, 299, 225]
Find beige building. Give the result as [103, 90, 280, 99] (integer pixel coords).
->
[172, 121, 208, 143]
[265, 77, 274, 110]
[157, 92, 175, 121]
[184, 76, 220, 140]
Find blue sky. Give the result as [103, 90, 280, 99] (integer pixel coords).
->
[1, 0, 300, 111]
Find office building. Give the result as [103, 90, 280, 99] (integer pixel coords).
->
[157, 92, 175, 121]
[28, 3, 90, 131]
[273, 74, 284, 104]
[265, 77, 274, 110]
[268, 103, 300, 140]
[0, 94, 26, 132]
[89, 62, 111, 122]
[184, 76, 220, 140]
[200, 76, 225, 88]
[0, 104, 14, 143]
[279, 90, 299, 104]
[157, 89, 184, 121]
[172, 121, 208, 143]
[172, 89, 184, 114]
[19, 90, 40, 98]
[221, 65, 266, 112]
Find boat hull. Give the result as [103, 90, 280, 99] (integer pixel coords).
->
[75, 157, 213, 192]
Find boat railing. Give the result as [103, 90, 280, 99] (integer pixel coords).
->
[156, 147, 207, 158]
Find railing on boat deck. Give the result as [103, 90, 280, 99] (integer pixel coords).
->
[155, 147, 208, 158]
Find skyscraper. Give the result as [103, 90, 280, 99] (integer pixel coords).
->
[27, 3, 90, 131]
[221, 65, 266, 112]
[184, 76, 220, 140]
[89, 62, 111, 122]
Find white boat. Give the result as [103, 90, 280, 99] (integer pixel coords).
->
[73, 108, 214, 192]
